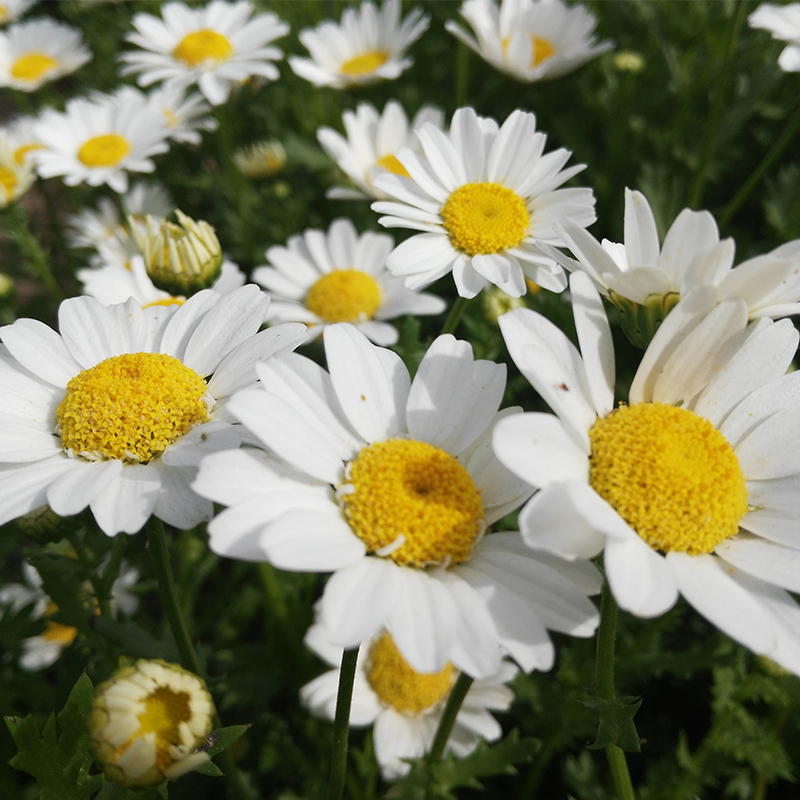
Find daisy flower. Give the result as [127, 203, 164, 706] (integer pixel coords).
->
[233, 139, 286, 178]
[289, 0, 429, 89]
[493, 270, 800, 675]
[749, 3, 800, 72]
[4, 114, 43, 165]
[0, 0, 37, 26]
[317, 100, 445, 200]
[252, 218, 446, 346]
[301, 618, 517, 779]
[0, 286, 308, 536]
[147, 85, 217, 145]
[371, 107, 595, 298]
[539, 187, 800, 347]
[194, 323, 600, 679]
[0, 129, 34, 208]
[119, 0, 289, 106]
[0, 18, 91, 91]
[33, 87, 171, 193]
[445, 0, 612, 83]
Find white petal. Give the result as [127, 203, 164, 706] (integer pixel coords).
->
[716, 536, 800, 593]
[0, 319, 81, 387]
[89, 464, 161, 536]
[623, 189, 660, 267]
[47, 459, 124, 516]
[0, 457, 74, 526]
[735, 404, 800, 479]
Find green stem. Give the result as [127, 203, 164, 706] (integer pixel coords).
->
[596, 582, 636, 800]
[428, 672, 474, 764]
[719, 102, 800, 229]
[455, 41, 469, 109]
[325, 647, 360, 800]
[441, 296, 469, 336]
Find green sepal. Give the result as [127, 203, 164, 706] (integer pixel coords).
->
[608, 290, 680, 349]
[584, 695, 643, 753]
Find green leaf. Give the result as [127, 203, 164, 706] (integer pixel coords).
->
[57, 673, 101, 792]
[192, 724, 250, 777]
[584, 695, 643, 753]
[90, 616, 178, 661]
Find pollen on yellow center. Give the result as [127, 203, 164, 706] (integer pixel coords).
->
[173, 29, 234, 67]
[0, 166, 17, 195]
[11, 52, 59, 82]
[341, 438, 485, 567]
[340, 50, 388, 77]
[376, 153, 410, 178]
[530, 36, 555, 67]
[441, 182, 530, 257]
[367, 632, 454, 715]
[305, 269, 382, 323]
[56, 352, 209, 463]
[136, 686, 193, 773]
[77, 134, 131, 168]
[589, 402, 749, 555]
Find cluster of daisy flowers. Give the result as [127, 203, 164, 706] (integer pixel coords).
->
[3, 0, 800, 796]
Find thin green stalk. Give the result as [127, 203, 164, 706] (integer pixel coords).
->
[596, 582, 636, 800]
[441, 295, 469, 336]
[428, 672, 474, 764]
[325, 647, 360, 800]
[455, 41, 469, 109]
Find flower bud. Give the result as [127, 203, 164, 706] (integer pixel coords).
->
[233, 139, 286, 178]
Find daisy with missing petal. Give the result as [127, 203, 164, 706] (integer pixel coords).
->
[194, 323, 600, 679]
[120, 0, 289, 106]
[0, 286, 307, 536]
[446, 0, 612, 83]
[749, 4, 800, 72]
[0, 130, 34, 208]
[253, 218, 446, 346]
[371, 107, 595, 298]
[0, 18, 91, 91]
[34, 88, 170, 194]
[539, 187, 800, 347]
[317, 100, 445, 200]
[301, 617, 517, 779]
[493, 270, 800, 675]
[289, 0, 429, 89]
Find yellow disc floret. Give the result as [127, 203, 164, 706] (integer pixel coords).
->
[340, 50, 388, 77]
[137, 686, 193, 773]
[172, 29, 234, 67]
[367, 632, 454, 715]
[11, 53, 58, 82]
[441, 182, 530, 256]
[589, 402, 749, 555]
[77, 134, 131, 168]
[57, 352, 209, 463]
[341, 438, 485, 567]
[305, 269, 382, 323]
[530, 36, 555, 67]
[0, 166, 17, 195]
[376, 153, 411, 178]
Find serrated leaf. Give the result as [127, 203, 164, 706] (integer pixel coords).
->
[584, 695, 642, 753]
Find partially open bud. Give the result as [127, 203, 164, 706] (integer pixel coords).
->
[607, 289, 680, 349]
[233, 139, 286, 179]
[131, 210, 223, 295]
[89, 659, 214, 787]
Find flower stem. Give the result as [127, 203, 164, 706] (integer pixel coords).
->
[441, 296, 469, 336]
[428, 672, 474, 764]
[596, 581, 636, 800]
[325, 647, 359, 800]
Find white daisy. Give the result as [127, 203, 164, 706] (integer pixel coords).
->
[539, 187, 800, 346]
[252, 218, 446, 347]
[0, 129, 34, 208]
[445, 0, 612, 83]
[0, 0, 37, 26]
[493, 270, 800, 675]
[4, 113, 43, 165]
[749, 3, 800, 72]
[119, 0, 289, 106]
[33, 87, 171, 193]
[301, 618, 517, 780]
[146, 85, 217, 145]
[289, 0, 429, 89]
[317, 100, 445, 200]
[0, 18, 91, 91]
[0, 286, 308, 536]
[194, 323, 600, 679]
[371, 107, 595, 299]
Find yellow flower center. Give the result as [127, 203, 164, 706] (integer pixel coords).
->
[10, 52, 59, 82]
[136, 686, 192, 773]
[340, 50, 388, 77]
[173, 29, 234, 67]
[441, 182, 529, 256]
[13, 143, 43, 165]
[376, 153, 410, 178]
[367, 632, 454, 715]
[0, 166, 18, 195]
[41, 603, 78, 646]
[77, 134, 131, 168]
[530, 36, 555, 67]
[589, 402, 749, 555]
[56, 352, 209, 463]
[341, 439, 485, 567]
[0, 6, 8, 23]
[305, 269, 382, 323]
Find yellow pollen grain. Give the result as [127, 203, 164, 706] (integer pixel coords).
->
[0, 166, 17, 194]
[530, 36, 555, 67]
[342, 438, 485, 567]
[376, 153, 410, 178]
[56, 352, 208, 463]
[305, 269, 381, 323]
[367, 632, 454, 715]
[77, 134, 131, 168]
[441, 182, 529, 257]
[340, 50, 388, 77]
[135, 687, 192, 773]
[173, 29, 233, 67]
[10, 52, 58, 82]
[589, 402, 749, 555]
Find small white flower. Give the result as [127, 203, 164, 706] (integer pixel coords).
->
[120, 0, 289, 106]
[0, 129, 34, 208]
[147, 85, 217, 145]
[749, 3, 800, 72]
[253, 218, 446, 346]
[446, 0, 612, 83]
[301, 618, 517, 780]
[317, 100, 445, 200]
[0, 0, 37, 26]
[289, 0, 429, 89]
[233, 139, 286, 178]
[3, 114, 43, 165]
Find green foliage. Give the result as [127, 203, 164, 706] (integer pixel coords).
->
[584, 696, 643, 754]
